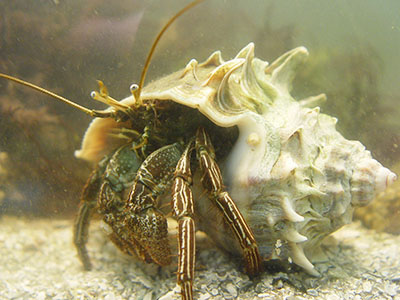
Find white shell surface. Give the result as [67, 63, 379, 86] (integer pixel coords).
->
[75, 43, 396, 274]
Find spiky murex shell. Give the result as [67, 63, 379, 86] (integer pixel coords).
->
[75, 43, 396, 275]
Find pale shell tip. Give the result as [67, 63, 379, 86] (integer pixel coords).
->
[375, 167, 397, 194]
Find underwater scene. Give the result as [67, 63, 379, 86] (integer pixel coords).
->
[0, 0, 399, 299]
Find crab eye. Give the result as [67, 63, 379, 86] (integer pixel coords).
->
[130, 84, 138, 93]
[90, 91, 96, 99]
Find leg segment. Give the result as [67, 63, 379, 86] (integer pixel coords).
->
[195, 128, 262, 276]
[73, 163, 106, 270]
[171, 140, 196, 300]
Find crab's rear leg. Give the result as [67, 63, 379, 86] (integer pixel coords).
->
[195, 128, 262, 276]
[73, 158, 108, 270]
[171, 140, 196, 300]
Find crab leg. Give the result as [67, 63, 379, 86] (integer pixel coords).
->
[171, 140, 196, 300]
[125, 143, 183, 266]
[73, 162, 107, 270]
[195, 128, 262, 276]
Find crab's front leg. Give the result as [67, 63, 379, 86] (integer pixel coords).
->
[171, 140, 196, 300]
[195, 128, 262, 276]
[124, 143, 183, 266]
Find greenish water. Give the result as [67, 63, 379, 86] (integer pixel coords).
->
[267, 0, 400, 94]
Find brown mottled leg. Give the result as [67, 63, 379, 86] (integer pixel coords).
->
[125, 144, 183, 267]
[108, 231, 152, 263]
[73, 164, 105, 270]
[195, 128, 262, 276]
[171, 140, 196, 300]
[98, 180, 154, 264]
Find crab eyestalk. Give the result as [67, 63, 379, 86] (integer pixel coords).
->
[90, 80, 136, 118]
[129, 84, 141, 108]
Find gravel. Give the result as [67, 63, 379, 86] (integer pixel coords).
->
[0, 216, 399, 300]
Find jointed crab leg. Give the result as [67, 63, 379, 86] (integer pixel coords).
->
[195, 128, 262, 276]
[172, 140, 196, 300]
[125, 143, 183, 266]
[74, 162, 108, 270]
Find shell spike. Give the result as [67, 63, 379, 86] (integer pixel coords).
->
[238, 43, 256, 93]
[228, 43, 275, 111]
[283, 228, 308, 243]
[180, 59, 199, 79]
[299, 93, 327, 108]
[200, 50, 224, 67]
[235, 42, 255, 59]
[202, 59, 245, 87]
[266, 47, 309, 92]
[281, 197, 304, 222]
[289, 242, 320, 276]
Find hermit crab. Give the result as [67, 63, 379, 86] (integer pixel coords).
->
[0, 0, 396, 299]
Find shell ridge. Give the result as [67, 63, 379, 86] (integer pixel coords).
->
[180, 59, 199, 80]
[199, 50, 224, 67]
[268, 47, 309, 93]
[202, 59, 245, 87]
[237, 43, 273, 113]
[252, 57, 280, 102]
[216, 58, 250, 115]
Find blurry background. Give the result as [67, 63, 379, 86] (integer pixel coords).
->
[0, 0, 399, 221]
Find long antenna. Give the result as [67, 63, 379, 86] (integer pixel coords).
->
[0, 73, 99, 117]
[134, 0, 205, 104]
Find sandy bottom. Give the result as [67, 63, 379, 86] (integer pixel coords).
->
[0, 216, 399, 300]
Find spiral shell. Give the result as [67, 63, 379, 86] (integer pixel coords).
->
[75, 43, 396, 275]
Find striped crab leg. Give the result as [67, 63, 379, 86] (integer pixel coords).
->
[171, 140, 196, 300]
[195, 128, 262, 276]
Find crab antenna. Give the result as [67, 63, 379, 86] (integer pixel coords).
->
[0, 73, 110, 118]
[134, 0, 205, 103]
